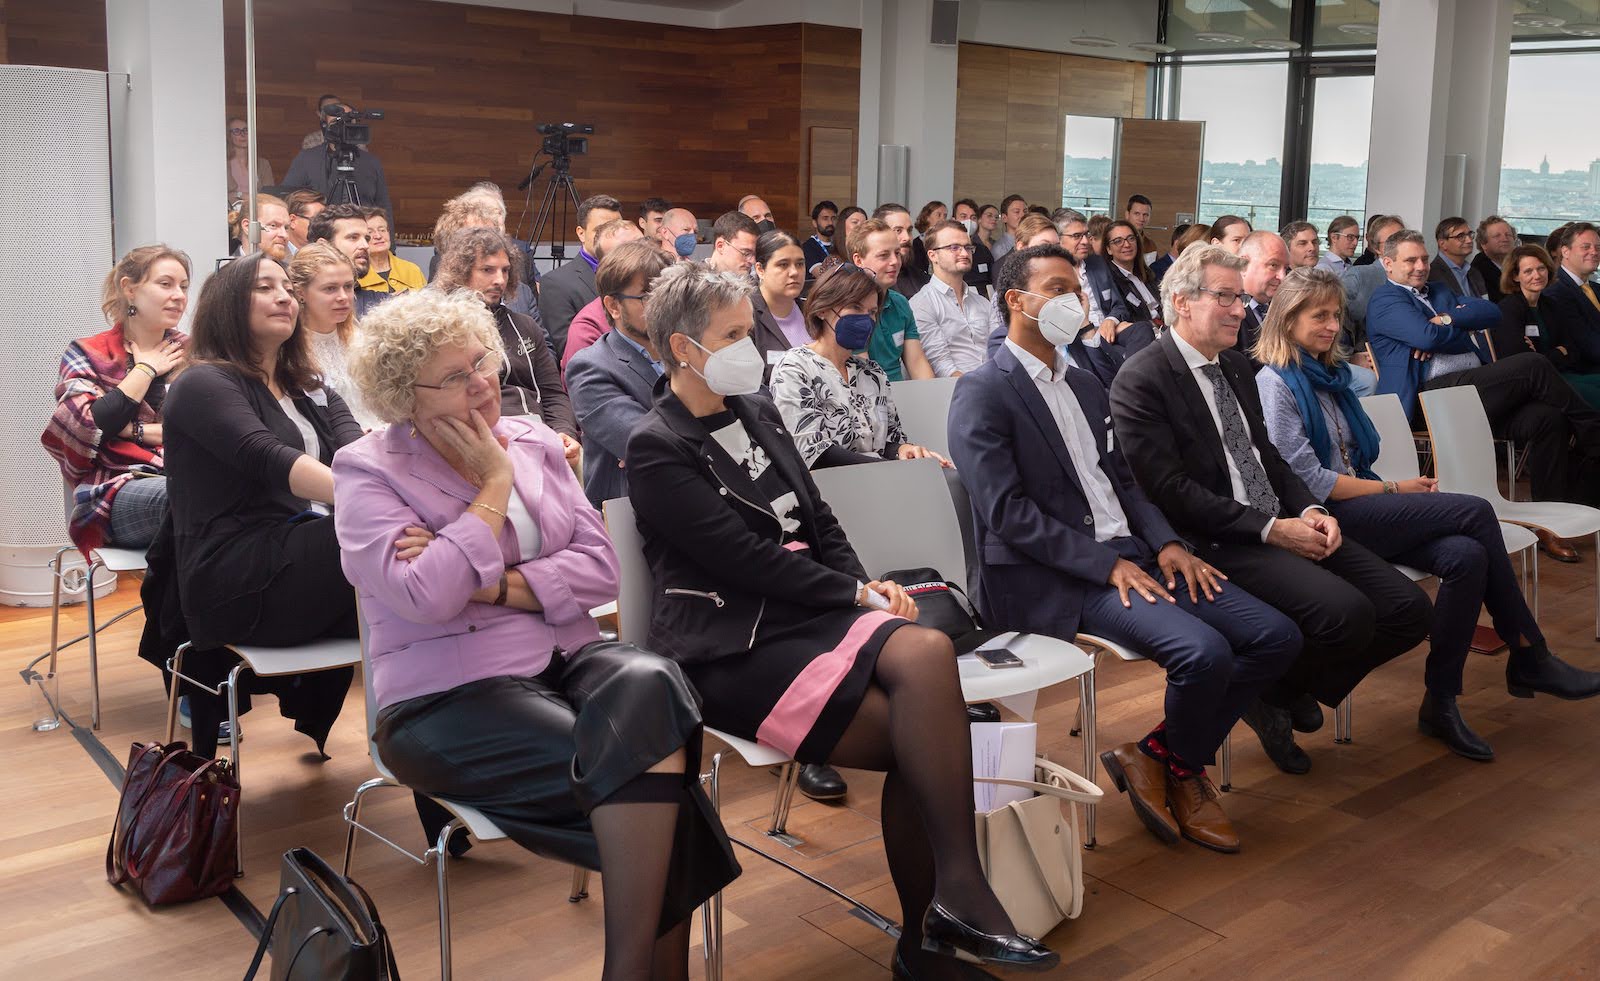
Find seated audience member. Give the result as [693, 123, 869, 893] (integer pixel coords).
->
[1536, 222, 1600, 374]
[1208, 215, 1251, 254]
[707, 210, 760, 276]
[974, 203, 1001, 258]
[248, 194, 293, 261]
[658, 207, 700, 260]
[539, 194, 624, 356]
[1503, 242, 1600, 409]
[1110, 244, 1431, 775]
[43, 245, 190, 553]
[839, 206, 867, 246]
[289, 243, 381, 430]
[1473, 216, 1518, 304]
[1341, 214, 1406, 348]
[1085, 214, 1112, 255]
[334, 289, 739, 981]
[1059, 214, 1094, 266]
[306, 203, 384, 317]
[849, 219, 935, 382]
[954, 244, 1300, 851]
[1368, 229, 1600, 526]
[636, 196, 671, 242]
[738, 194, 776, 232]
[1255, 267, 1600, 759]
[750, 230, 810, 376]
[1125, 194, 1157, 262]
[991, 194, 1027, 260]
[873, 203, 930, 298]
[433, 227, 579, 460]
[559, 219, 646, 368]
[909, 200, 948, 280]
[359, 208, 425, 295]
[566, 243, 674, 506]
[954, 198, 996, 295]
[284, 188, 325, 255]
[224, 117, 273, 203]
[429, 190, 541, 322]
[1352, 213, 1390, 267]
[282, 99, 392, 224]
[1232, 231, 1289, 363]
[1098, 220, 1162, 322]
[803, 200, 838, 280]
[1319, 216, 1360, 274]
[909, 220, 989, 377]
[1430, 217, 1487, 299]
[626, 262, 1059, 977]
[160, 254, 361, 756]
[1281, 221, 1320, 270]
[770, 263, 948, 469]
[1148, 223, 1190, 282]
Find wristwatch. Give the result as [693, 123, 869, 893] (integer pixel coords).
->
[1438, 314, 1453, 326]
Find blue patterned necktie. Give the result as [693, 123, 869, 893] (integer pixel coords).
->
[1200, 363, 1279, 517]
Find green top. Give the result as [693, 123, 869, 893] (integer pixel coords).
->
[871, 289, 920, 382]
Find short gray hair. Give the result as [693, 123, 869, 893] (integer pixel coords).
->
[1162, 243, 1247, 323]
[1383, 228, 1427, 260]
[1051, 207, 1086, 229]
[1280, 220, 1316, 241]
[645, 262, 756, 376]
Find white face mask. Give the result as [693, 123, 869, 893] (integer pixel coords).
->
[1015, 290, 1087, 347]
[687, 335, 764, 396]
[961, 218, 978, 236]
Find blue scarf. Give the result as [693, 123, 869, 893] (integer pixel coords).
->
[1279, 351, 1380, 480]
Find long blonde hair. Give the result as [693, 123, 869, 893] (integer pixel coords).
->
[1251, 266, 1349, 370]
[288, 242, 359, 343]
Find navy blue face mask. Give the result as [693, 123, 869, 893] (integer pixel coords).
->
[833, 312, 876, 351]
[673, 232, 698, 258]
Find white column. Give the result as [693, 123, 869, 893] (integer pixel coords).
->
[106, 0, 228, 292]
[856, 0, 885, 209]
[1366, 0, 1512, 235]
[871, 0, 958, 208]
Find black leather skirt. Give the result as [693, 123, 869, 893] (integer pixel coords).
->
[374, 640, 740, 932]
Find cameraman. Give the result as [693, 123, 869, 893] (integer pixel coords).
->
[283, 100, 392, 227]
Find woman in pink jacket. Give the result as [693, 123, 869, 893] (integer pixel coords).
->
[333, 289, 737, 981]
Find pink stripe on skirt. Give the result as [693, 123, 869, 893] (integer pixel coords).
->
[755, 609, 898, 757]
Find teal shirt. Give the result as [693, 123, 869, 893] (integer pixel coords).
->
[871, 290, 920, 382]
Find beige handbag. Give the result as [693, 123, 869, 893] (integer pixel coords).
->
[973, 757, 1104, 939]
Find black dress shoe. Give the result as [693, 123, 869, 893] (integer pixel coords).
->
[920, 901, 1059, 971]
[796, 763, 848, 801]
[1287, 693, 1324, 733]
[1506, 647, 1600, 700]
[1240, 699, 1312, 775]
[966, 702, 1002, 723]
[1417, 692, 1494, 761]
[893, 948, 1000, 980]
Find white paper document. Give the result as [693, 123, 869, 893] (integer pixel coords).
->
[971, 721, 1037, 812]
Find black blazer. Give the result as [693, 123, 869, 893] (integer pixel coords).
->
[625, 390, 867, 665]
[948, 345, 1181, 641]
[1429, 254, 1487, 299]
[1232, 300, 1267, 365]
[566, 328, 661, 506]
[1494, 292, 1548, 365]
[1109, 331, 1320, 548]
[1539, 270, 1600, 371]
[494, 303, 578, 437]
[537, 256, 598, 357]
[162, 363, 362, 648]
[749, 290, 798, 384]
[1471, 252, 1506, 304]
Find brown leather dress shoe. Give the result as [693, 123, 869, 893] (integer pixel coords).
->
[1536, 528, 1580, 563]
[1166, 770, 1240, 854]
[1099, 743, 1180, 844]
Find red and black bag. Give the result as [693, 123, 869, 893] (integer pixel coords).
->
[106, 740, 240, 905]
[880, 566, 1002, 654]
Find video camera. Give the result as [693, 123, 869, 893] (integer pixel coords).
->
[322, 104, 385, 164]
[537, 122, 593, 163]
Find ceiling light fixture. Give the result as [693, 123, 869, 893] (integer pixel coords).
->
[1561, 20, 1600, 35]
[1195, 30, 1246, 43]
[1129, 40, 1177, 54]
[1070, 33, 1118, 47]
[1252, 36, 1301, 50]
[1338, 22, 1380, 36]
[1513, 13, 1566, 29]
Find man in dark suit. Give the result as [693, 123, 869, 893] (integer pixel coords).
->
[1230, 230, 1288, 363]
[950, 244, 1300, 852]
[1370, 228, 1600, 517]
[1471, 215, 1517, 304]
[1538, 221, 1600, 366]
[537, 193, 623, 356]
[1429, 216, 1488, 299]
[1110, 243, 1431, 776]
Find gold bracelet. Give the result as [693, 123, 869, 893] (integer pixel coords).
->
[133, 362, 158, 379]
[468, 502, 507, 520]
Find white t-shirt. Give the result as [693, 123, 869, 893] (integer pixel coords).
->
[278, 395, 329, 515]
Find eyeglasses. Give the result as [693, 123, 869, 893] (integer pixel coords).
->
[1108, 235, 1138, 248]
[413, 351, 502, 392]
[228, 127, 247, 135]
[613, 292, 650, 302]
[1063, 231, 1089, 241]
[1330, 230, 1360, 241]
[1196, 286, 1248, 308]
[1444, 230, 1474, 242]
[930, 244, 975, 254]
[259, 221, 287, 233]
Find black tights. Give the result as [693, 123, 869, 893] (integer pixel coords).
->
[590, 771, 693, 981]
[829, 625, 1015, 980]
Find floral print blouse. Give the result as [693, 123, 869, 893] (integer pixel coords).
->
[770, 345, 907, 467]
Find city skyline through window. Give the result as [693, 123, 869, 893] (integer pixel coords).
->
[1178, 62, 1289, 232]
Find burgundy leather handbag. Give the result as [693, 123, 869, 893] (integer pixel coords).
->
[106, 740, 240, 905]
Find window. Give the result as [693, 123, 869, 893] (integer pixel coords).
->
[1177, 62, 1288, 232]
[1061, 115, 1117, 214]
[1498, 51, 1600, 237]
[1305, 73, 1373, 233]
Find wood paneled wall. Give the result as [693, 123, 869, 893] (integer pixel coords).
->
[954, 41, 1149, 212]
[1, 0, 859, 238]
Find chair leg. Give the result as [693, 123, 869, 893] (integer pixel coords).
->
[1335, 696, 1353, 744]
[435, 817, 464, 981]
[1532, 546, 1540, 618]
[164, 643, 190, 744]
[1078, 670, 1097, 849]
[341, 776, 389, 877]
[1069, 648, 1101, 737]
[225, 662, 247, 876]
[1593, 532, 1599, 640]
[703, 752, 724, 981]
[770, 762, 800, 838]
[568, 867, 590, 902]
[83, 556, 104, 730]
[1219, 730, 1233, 792]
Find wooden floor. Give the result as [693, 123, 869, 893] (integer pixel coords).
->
[5, 553, 1600, 980]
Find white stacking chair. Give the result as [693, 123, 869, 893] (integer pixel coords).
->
[165, 633, 362, 876]
[888, 377, 960, 458]
[1417, 387, 1599, 635]
[340, 605, 590, 981]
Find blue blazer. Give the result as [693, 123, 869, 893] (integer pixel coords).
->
[948, 344, 1180, 641]
[565, 329, 662, 507]
[1540, 270, 1600, 370]
[1366, 279, 1498, 418]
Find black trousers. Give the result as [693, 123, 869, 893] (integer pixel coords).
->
[1423, 351, 1600, 503]
[1208, 536, 1432, 708]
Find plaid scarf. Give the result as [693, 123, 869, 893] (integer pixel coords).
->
[40, 325, 184, 556]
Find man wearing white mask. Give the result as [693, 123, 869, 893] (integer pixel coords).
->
[948, 242, 1301, 854]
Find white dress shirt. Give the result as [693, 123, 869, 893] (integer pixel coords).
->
[1316, 252, 1350, 274]
[910, 274, 993, 377]
[1169, 330, 1279, 541]
[1005, 340, 1130, 542]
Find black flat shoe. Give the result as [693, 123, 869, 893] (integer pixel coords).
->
[1287, 693, 1324, 733]
[1417, 692, 1494, 762]
[966, 702, 1002, 724]
[920, 901, 1059, 972]
[796, 763, 848, 802]
[893, 948, 1000, 980]
[1240, 699, 1312, 775]
[1506, 647, 1600, 700]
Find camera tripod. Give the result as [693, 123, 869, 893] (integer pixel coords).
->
[517, 153, 582, 269]
[326, 146, 364, 208]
